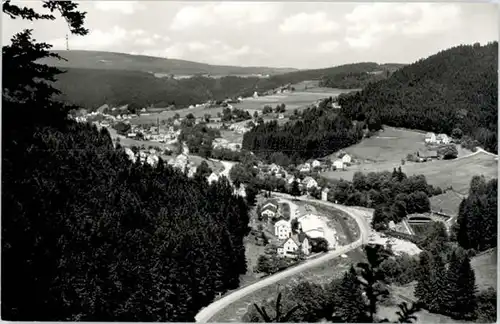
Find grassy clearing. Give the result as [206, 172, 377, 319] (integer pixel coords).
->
[208, 253, 355, 322]
[219, 130, 244, 143]
[131, 106, 225, 124]
[329, 127, 469, 163]
[471, 248, 497, 291]
[322, 151, 497, 195]
[429, 190, 466, 216]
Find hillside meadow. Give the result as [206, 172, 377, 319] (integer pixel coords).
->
[130, 88, 352, 125]
[322, 150, 497, 195]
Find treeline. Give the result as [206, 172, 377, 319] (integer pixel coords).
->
[3, 3, 251, 321]
[242, 105, 364, 163]
[454, 175, 497, 253]
[338, 42, 498, 153]
[326, 168, 441, 229]
[319, 71, 389, 89]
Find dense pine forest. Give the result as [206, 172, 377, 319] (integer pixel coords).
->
[338, 42, 498, 153]
[242, 102, 365, 163]
[454, 176, 497, 253]
[2, 1, 249, 321]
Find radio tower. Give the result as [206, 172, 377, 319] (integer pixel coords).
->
[65, 34, 69, 51]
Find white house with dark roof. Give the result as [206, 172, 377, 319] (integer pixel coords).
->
[277, 232, 311, 258]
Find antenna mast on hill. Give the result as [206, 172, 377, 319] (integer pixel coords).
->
[65, 34, 69, 51]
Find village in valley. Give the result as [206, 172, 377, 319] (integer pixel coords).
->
[3, 2, 498, 324]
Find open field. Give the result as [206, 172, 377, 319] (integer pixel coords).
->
[329, 127, 472, 163]
[322, 150, 497, 195]
[130, 87, 352, 125]
[233, 89, 349, 112]
[471, 248, 497, 291]
[208, 252, 356, 322]
[429, 190, 466, 216]
[130, 106, 226, 124]
[219, 130, 244, 143]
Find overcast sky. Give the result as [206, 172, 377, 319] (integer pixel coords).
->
[2, 1, 498, 69]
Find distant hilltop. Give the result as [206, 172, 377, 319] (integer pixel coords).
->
[38, 50, 298, 77]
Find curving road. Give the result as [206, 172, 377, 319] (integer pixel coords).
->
[195, 193, 371, 323]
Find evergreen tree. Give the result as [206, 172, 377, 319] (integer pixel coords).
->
[290, 179, 301, 197]
[427, 253, 448, 314]
[453, 254, 477, 320]
[414, 251, 432, 308]
[334, 266, 368, 322]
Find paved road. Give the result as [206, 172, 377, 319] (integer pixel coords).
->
[195, 193, 371, 323]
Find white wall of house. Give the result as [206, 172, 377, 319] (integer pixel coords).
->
[301, 238, 311, 255]
[274, 221, 291, 240]
[342, 154, 352, 164]
[333, 160, 344, 170]
[283, 238, 299, 255]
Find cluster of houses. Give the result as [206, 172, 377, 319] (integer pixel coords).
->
[129, 124, 180, 144]
[297, 152, 352, 173]
[212, 138, 241, 151]
[424, 132, 451, 145]
[123, 147, 160, 167]
[259, 199, 337, 258]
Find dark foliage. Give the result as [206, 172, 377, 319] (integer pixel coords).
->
[455, 176, 497, 252]
[242, 106, 364, 163]
[339, 42, 498, 153]
[309, 237, 329, 253]
[475, 288, 497, 323]
[2, 2, 250, 321]
[328, 169, 436, 229]
[415, 247, 477, 320]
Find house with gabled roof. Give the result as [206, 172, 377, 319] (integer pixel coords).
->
[277, 232, 311, 258]
[339, 153, 352, 164]
[261, 199, 279, 219]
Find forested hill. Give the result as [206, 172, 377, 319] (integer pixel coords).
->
[267, 62, 405, 89]
[338, 42, 498, 153]
[41, 50, 298, 76]
[53, 61, 405, 110]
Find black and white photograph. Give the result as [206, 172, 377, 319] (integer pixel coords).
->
[1, 0, 498, 323]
